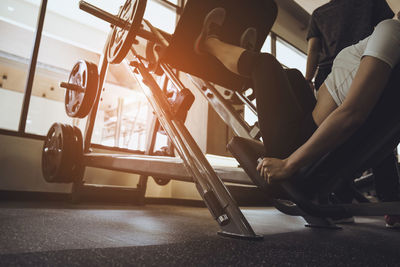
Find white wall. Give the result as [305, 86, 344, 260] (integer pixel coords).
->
[0, 87, 201, 199]
[273, 4, 308, 53]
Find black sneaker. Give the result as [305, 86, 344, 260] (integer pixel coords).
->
[240, 27, 257, 51]
[385, 215, 400, 228]
[194, 7, 226, 55]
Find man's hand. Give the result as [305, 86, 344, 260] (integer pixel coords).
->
[256, 157, 295, 184]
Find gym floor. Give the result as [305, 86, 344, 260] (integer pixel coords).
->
[0, 201, 399, 266]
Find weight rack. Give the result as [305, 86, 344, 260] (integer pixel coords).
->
[44, 0, 273, 240]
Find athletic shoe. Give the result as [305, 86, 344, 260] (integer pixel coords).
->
[385, 215, 400, 228]
[194, 7, 226, 55]
[240, 27, 257, 51]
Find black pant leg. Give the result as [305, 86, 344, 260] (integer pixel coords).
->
[374, 151, 400, 202]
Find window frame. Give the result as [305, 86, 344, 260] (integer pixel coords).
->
[1, 0, 182, 151]
[3, 0, 308, 154]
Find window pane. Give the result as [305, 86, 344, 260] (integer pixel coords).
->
[144, 0, 177, 34]
[276, 37, 307, 75]
[1, 0, 178, 150]
[91, 86, 152, 151]
[0, 0, 39, 131]
[0, 89, 23, 131]
[22, 0, 103, 135]
[261, 35, 271, 53]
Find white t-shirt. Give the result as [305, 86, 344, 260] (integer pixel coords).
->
[324, 19, 400, 106]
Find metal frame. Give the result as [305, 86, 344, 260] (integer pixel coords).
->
[12, 0, 264, 239]
[73, 1, 266, 239]
[130, 53, 260, 238]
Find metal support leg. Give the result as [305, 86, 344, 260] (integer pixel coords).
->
[131, 58, 262, 240]
[137, 114, 160, 204]
[83, 45, 110, 152]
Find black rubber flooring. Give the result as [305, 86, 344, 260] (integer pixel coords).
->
[0, 201, 399, 266]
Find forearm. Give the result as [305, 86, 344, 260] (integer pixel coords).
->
[305, 51, 319, 81]
[305, 38, 321, 81]
[287, 55, 392, 173]
[286, 108, 362, 172]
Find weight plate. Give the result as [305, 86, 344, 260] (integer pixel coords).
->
[65, 60, 98, 118]
[107, 0, 147, 64]
[42, 123, 83, 183]
[61, 124, 76, 182]
[42, 123, 69, 183]
[153, 177, 171, 186]
[70, 125, 84, 180]
[152, 147, 172, 186]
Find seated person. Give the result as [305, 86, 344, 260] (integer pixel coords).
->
[194, 1, 400, 226]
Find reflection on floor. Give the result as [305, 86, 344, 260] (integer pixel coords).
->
[0, 201, 399, 266]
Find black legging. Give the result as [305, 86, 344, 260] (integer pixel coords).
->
[237, 51, 317, 159]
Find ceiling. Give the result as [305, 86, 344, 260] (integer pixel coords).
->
[293, 0, 330, 14]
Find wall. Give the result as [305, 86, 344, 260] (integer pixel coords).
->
[0, 134, 196, 199]
[273, 3, 308, 53]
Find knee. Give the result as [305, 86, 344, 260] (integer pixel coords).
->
[254, 53, 281, 72]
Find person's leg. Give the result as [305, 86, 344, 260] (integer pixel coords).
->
[374, 151, 400, 202]
[374, 151, 400, 228]
[204, 38, 246, 75]
[203, 37, 307, 158]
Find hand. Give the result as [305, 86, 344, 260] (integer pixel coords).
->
[256, 157, 295, 184]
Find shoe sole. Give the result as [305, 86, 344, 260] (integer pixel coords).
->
[386, 222, 400, 228]
[194, 8, 226, 55]
[240, 27, 257, 50]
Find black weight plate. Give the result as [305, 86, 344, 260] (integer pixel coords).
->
[71, 126, 84, 181]
[152, 148, 171, 186]
[153, 177, 171, 186]
[107, 0, 147, 64]
[59, 124, 76, 183]
[42, 123, 70, 183]
[65, 60, 98, 118]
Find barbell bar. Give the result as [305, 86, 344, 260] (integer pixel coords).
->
[79, 1, 159, 43]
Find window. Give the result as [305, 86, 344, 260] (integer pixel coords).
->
[261, 35, 272, 53]
[0, 0, 180, 153]
[0, 0, 40, 131]
[144, 0, 177, 33]
[91, 85, 152, 151]
[276, 36, 307, 75]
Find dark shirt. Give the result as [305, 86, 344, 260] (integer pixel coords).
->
[307, 0, 394, 67]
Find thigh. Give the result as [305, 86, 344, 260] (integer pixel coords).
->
[251, 54, 306, 158]
[284, 68, 317, 114]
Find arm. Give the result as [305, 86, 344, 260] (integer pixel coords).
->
[305, 37, 321, 89]
[258, 56, 392, 182]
